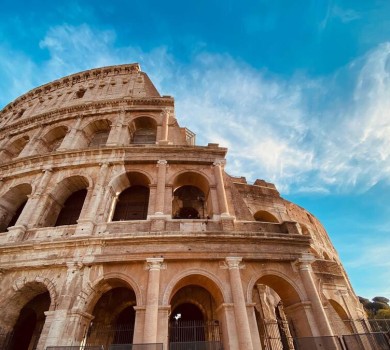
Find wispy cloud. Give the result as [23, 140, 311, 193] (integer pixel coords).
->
[1, 24, 390, 196]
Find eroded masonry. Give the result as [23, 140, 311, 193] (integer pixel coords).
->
[0, 64, 372, 350]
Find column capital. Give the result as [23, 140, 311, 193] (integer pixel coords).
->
[42, 167, 53, 173]
[213, 159, 226, 167]
[222, 257, 245, 270]
[157, 159, 168, 166]
[296, 253, 315, 271]
[145, 258, 166, 271]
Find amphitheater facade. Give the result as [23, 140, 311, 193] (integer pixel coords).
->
[0, 64, 367, 350]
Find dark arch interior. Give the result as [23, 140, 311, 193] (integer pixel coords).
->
[170, 303, 206, 343]
[89, 130, 110, 148]
[7, 200, 27, 229]
[113, 306, 136, 344]
[173, 185, 206, 219]
[131, 117, 157, 144]
[113, 185, 149, 221]
[170, 303, 204, 322]
[55, 189, 87, 226]
[87, 287, 136, 347]
[11, 292, 50, 350]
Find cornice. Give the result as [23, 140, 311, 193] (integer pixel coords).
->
[0, 145, 228, 179]
[1, 63, 142, 112]
[1, 97, 175, 134]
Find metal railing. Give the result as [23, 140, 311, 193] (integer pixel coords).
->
[169, 341, 223, 350]
[293, 333, 390, 350]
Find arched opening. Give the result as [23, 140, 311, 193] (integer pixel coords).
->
[111, 172, 151, 221]
[170, 302, 206, 344]
[0, 183, 32, 232]
[81, 119, 111, 149]
[253, 275, 307, 349]
[1, 135, 29, 162]
[172, 172, 212, 219]
[168, 278, 223, 348]
[113, 186, 149, 221]
[328, 299, 353, 334]
[173, 186, 205, 219]
[254, 210, 279, 223]
[129, 117, 157, 144]
[42, 126, 68, 152]
[85, 283, 137, 348]
[55, 188, 87, 226]
[9, 292, 50, 350]
[41, 176, 89, 227]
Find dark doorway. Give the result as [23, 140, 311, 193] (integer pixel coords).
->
[10, 291, 50, 350]
[7, 200, 27, 228]
[113, 185, 149, 221]
[169, 303, 206, 343]
[55, 189, 87, 226]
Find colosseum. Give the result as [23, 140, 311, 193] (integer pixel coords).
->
[0, 63, 381, 350]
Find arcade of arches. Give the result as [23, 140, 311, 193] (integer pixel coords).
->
[0, 259, 357, 350]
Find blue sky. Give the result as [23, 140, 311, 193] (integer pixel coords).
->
[1, 0, 390, 300]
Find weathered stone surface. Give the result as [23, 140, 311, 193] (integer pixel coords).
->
[0, 64, 365, 350]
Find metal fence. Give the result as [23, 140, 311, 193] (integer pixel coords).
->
[46, 345, 163, 350]
[109, 344, 163, 350]
[294, 335, 344, 350]
[169, 341, 223, 350]
[46, 347, 104, 350]
[293, 333, 390, 350]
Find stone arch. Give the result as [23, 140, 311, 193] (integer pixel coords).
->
[0, 277, 55, 339]
[163, 269, 226, 306]
[0, 183, 32, 232]
[39, 175, 90, 227]
[328, 299, 353, 334]
[0, 135, 30, 162]
[77, 272, 143, 314]
[108, 171, 152, 195]
[129, 116, 157, 144]
[249, 270, 313, 340]
[12, 276, 58, 310]
[247, 269, 306, 305]
[253, 210, 279, 223]
[78, 273, 140, 347]
[107, 171, 152, 221]
[40, 125, 69, 152]
[80, 118, 112, 148]
[171, 171, 213, 219]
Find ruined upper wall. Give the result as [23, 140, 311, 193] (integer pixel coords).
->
[0, 63, 162, 128]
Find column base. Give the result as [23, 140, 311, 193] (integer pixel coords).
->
[74, 220, 95, 236]
[7, 225, 27, 242]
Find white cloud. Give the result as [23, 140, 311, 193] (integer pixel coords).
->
[1, 24, 390, 196]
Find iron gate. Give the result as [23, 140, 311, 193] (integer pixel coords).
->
[169, 320, 223, 350]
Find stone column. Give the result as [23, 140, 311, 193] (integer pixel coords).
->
[213, 160, 229, 216]
[216, 303, 239, 350]
[155, 160, 167, 214]
[224, 257, 254, 350]
[57, 117, 83, 150]
[7, 168, 54, 241]
[297, 254, 334, 336]
[106, 108, 126, 146]
[20, 168, 53, 227]
[143, 258, 165, 344]
[159, 109, 170, 144]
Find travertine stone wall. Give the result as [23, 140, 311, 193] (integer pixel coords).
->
[0, 64, 365, 350]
